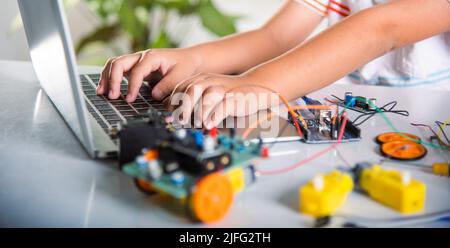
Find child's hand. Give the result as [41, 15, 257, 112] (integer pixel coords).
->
[97, 48, 202, 102]
[167, 73, 277, 129]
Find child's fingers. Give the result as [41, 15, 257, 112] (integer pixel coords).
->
[170, 74, 208, 99]
[97, 58, 115, 95]
[204, 89, 266, 129]
[107, 53, 141, 99]
[126, 52, 163, 102]
[179, 80, 215, 125]
[186, 75, 230, 128]
[168, 73, 208, 110]
[167, 79, 192, 112]
[204, 96, 234, 129]
[200, 86, 225, 126]
[152, 66, 187, 101]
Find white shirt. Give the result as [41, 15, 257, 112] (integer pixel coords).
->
[296, 0, 450, 90]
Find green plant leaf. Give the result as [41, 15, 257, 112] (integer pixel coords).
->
[197, 0, 237, 37]
[75, 23, 120, 54]
[150, 30, 177, 48]
[154, 0, 198, 14]
[86, 0, 122, 22]
[76, 0, 238, 56]
[119, 1, 146, 40]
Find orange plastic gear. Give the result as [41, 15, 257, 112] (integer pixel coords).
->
[380, 140, 427, 160]
[376, 132, 420, 144]
[190, 173, 234, 223]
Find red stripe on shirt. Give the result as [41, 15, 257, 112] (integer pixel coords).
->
[330, 0, 351, 12]
[303, 0, 328, 15]
[328, 5, 349, 17]
[312, 0, 349, 17]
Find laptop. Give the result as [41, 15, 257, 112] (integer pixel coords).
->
[18, 0, 302, 159]
[17, 0, 170, 158]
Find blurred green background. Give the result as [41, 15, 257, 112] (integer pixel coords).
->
[76, 0, 238, 64]
[3, 1, 286, 63]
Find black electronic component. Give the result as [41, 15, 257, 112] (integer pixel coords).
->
[355, 96, 368, 109]
[118, 111, 170, 167]
[118, 109, 233, 175]
[159, 138, 232, 175]
[230, 127, 236, 138]
[289, 114, 361, 144]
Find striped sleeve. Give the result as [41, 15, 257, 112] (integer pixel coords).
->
[295, 0, 351, 17]
[295, 0, 330, 16]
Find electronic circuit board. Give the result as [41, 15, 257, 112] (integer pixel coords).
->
[296, 118, 361, 144]
[288, 96, 361, 144]
[122, 133, 261, 200]
[328, 92, 378, 114]
[118, 110, 265, 223]
[335, 96, 376, 114]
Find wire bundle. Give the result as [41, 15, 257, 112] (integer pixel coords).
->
[330, 94, 409, 126]
[257, 112, 348, 175]
[221, 85, 448, 178]
[336, 96, 448, 150]
[436, 120, 450, 145]
[411, 120, 450, 148]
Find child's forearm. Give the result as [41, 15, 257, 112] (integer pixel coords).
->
[245, 0, 450, 100]
[188, 0, 322, 75]
[188, 29, 284, 75]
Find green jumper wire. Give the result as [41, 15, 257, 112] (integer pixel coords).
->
[337, 96, 448, 150]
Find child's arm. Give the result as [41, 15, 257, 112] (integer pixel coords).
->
[97, 0, 321, 102]
[172, 0, 450, 128]
[188, 0, 322, 75]
[247, 0, 450, 100]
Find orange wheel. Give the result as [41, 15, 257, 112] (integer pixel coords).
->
[380, 140, 427, 161]
[189, 173, 234, 224]
[376, 132, 420, 144]
[134, 178, 156, 195]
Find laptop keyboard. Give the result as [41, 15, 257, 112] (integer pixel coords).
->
[80, 74, 166, 138]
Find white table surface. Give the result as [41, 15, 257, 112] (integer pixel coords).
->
[0, 60, 449, 227]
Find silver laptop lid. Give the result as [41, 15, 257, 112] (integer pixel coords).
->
[18, 0, 96, 157]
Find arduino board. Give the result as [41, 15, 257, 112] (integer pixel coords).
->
[288, 96, 361, 144]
